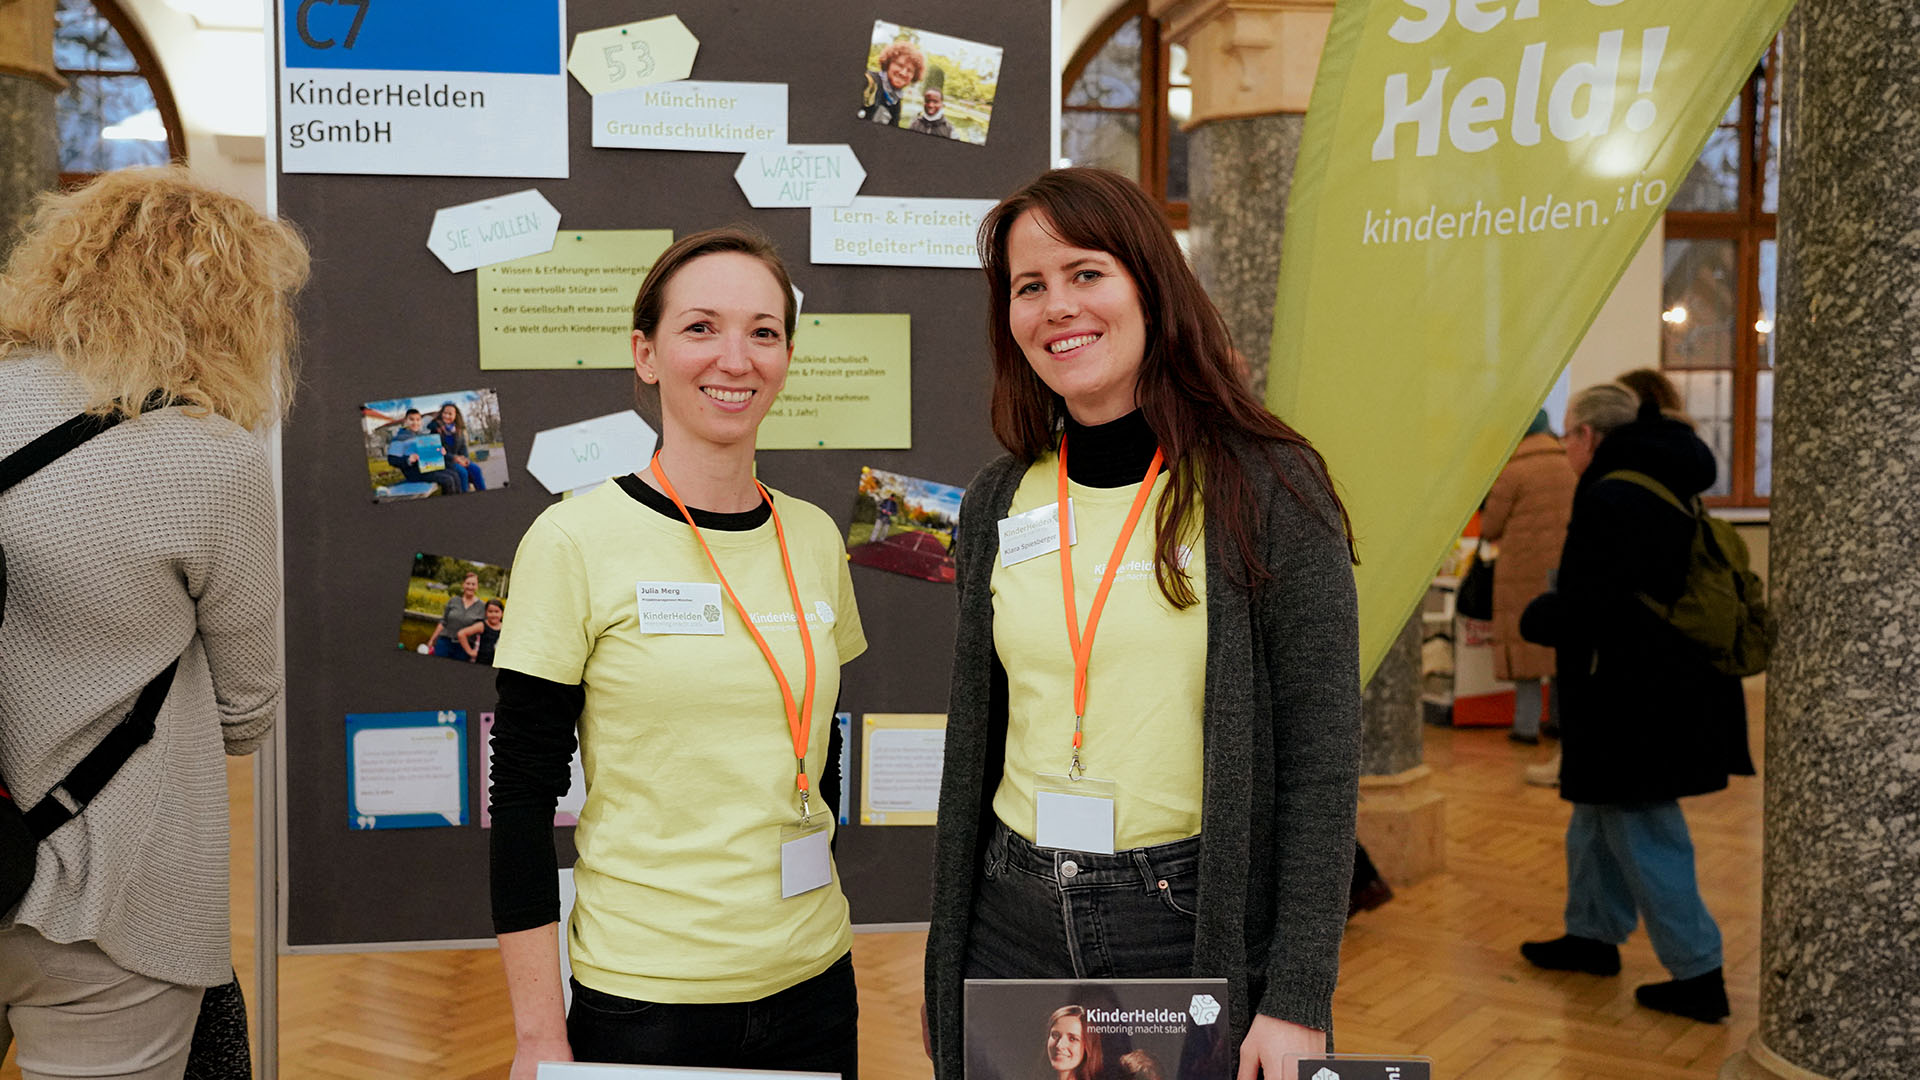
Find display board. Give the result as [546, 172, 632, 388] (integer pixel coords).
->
[275, 0, 1051, 947]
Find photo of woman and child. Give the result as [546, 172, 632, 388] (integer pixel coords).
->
[856, 20, 1004, 145]
[400, 554, 509, 665]
[361, 387, 509, 501]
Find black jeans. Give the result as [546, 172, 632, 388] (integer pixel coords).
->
[964, 820, 1201, 979]
[567, 951, 858, 1079]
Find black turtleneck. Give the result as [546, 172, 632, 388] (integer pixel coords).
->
[1062, 408, 1160, 488]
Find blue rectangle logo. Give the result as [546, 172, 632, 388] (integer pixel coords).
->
[285, 0, 561, 76]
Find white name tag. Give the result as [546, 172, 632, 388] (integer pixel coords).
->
[779, 826, 833, 898]
[998, 500, 1077, 567]
[1035, 789, 1116, 854]
[635, 581, 725, 635]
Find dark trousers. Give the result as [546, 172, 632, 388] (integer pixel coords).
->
[963, 820, 1200, 979]
[567, 951, 859, 1079]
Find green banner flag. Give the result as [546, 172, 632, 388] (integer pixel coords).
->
[1268, 0, 1793, 681]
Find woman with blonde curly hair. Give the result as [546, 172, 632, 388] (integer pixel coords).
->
[0, 165, 307, 1078]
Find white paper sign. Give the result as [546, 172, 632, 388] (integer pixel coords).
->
[351, 725, 464, 825]
[636, 581, 725, 635]
[556, 868, 578, 1010]
[998, 500, 1077, 567]
[734, 145, 866, 208]
[566, 16, 699, 96]
[593, 81, 788, 153]
[277, 0, 569, 178]
[526, 410, 657, 494]
[427, 189, 560, 273]
[810, 196, 997, 269]
[865, 727, 945, 813]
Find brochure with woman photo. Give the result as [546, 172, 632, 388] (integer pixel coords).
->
[964, 979, 1232, 1080]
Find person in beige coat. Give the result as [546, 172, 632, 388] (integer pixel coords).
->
[1480, 410, 1576, 743]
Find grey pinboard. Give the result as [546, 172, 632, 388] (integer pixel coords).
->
[275, 0, 1051, 946]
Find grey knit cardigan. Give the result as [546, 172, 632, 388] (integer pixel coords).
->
[0, 354, 280, 987]
[925, 436, 1362, 1078]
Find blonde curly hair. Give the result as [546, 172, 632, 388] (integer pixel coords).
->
[876, 40, 926, 82]
[0, 166, 310, 431]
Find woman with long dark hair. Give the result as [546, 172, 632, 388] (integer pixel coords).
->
[1044, 1006, 1103, 1080]
[428, 400, 486, 492]
[924, 168, 1362, 1079]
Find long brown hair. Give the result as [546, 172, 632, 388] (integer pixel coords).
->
[1046, 1005, 1104, 1080]
[978, 167, 1355, 606]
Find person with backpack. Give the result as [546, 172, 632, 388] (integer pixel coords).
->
[0, 166, 308, 1077]
[1514, 383, 1759, 1024]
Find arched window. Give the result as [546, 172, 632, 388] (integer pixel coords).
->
[1660, 38, 1778, 508]
[54, 0, 185, 185]
[1061, 0, 1190, 227]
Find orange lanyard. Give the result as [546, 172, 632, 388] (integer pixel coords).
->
[650, 452, 819, 819]
[1056, 437, 1164, 780]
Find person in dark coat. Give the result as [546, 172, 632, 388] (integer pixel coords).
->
[909, 68, 955, 139]
[1516, 383, 1754, 1024]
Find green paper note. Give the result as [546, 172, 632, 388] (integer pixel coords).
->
[758, 314, 911, 450]
[478, 229, 674, 370]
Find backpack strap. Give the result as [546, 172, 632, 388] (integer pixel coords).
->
[0, 410, 129, 496]
[2, 397, 174, 839]
[21, 660, 178, 840]
[1599, 469, 1692, 516]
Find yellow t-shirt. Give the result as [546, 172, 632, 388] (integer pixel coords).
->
[494, 481, 866, 1003]
[990, 455, 1207, 849]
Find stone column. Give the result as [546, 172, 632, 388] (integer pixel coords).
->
[0, 0, 61, 264]
[1721, 5, 1920, 1078]
[1355, 613, 1445, 885]
[1148, 0, 1329, 397]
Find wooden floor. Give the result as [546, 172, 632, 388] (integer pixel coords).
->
[4, 682, 1764, 1079]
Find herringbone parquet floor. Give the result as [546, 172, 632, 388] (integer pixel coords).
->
[4, 682, 1765, 1079]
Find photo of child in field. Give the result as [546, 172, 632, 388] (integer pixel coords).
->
[846, 466, 963, 583]
[856, 21, 1003, 146]
[362, 387, 508, 502]
[400, 553, 509, 664]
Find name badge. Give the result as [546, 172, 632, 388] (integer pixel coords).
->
[779, 820, 833, 898]
[635, 581, 725, 635]
[1034, 774, 1116, 854]
[998, 500, 1077, 567]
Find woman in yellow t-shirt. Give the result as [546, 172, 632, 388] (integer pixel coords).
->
[489, 228, 866, 1080]
[923, 169, 1362, 1080]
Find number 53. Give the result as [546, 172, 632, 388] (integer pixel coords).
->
[601, 40, 655, 84]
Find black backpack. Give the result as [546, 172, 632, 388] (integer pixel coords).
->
[1, 408, 178, 914]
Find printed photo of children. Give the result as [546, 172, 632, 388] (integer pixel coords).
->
[856, 21, 1003, 146]
[846, 466, 963, 583]
[362, 388, 508, 502]
[400, 553, 509, 665]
